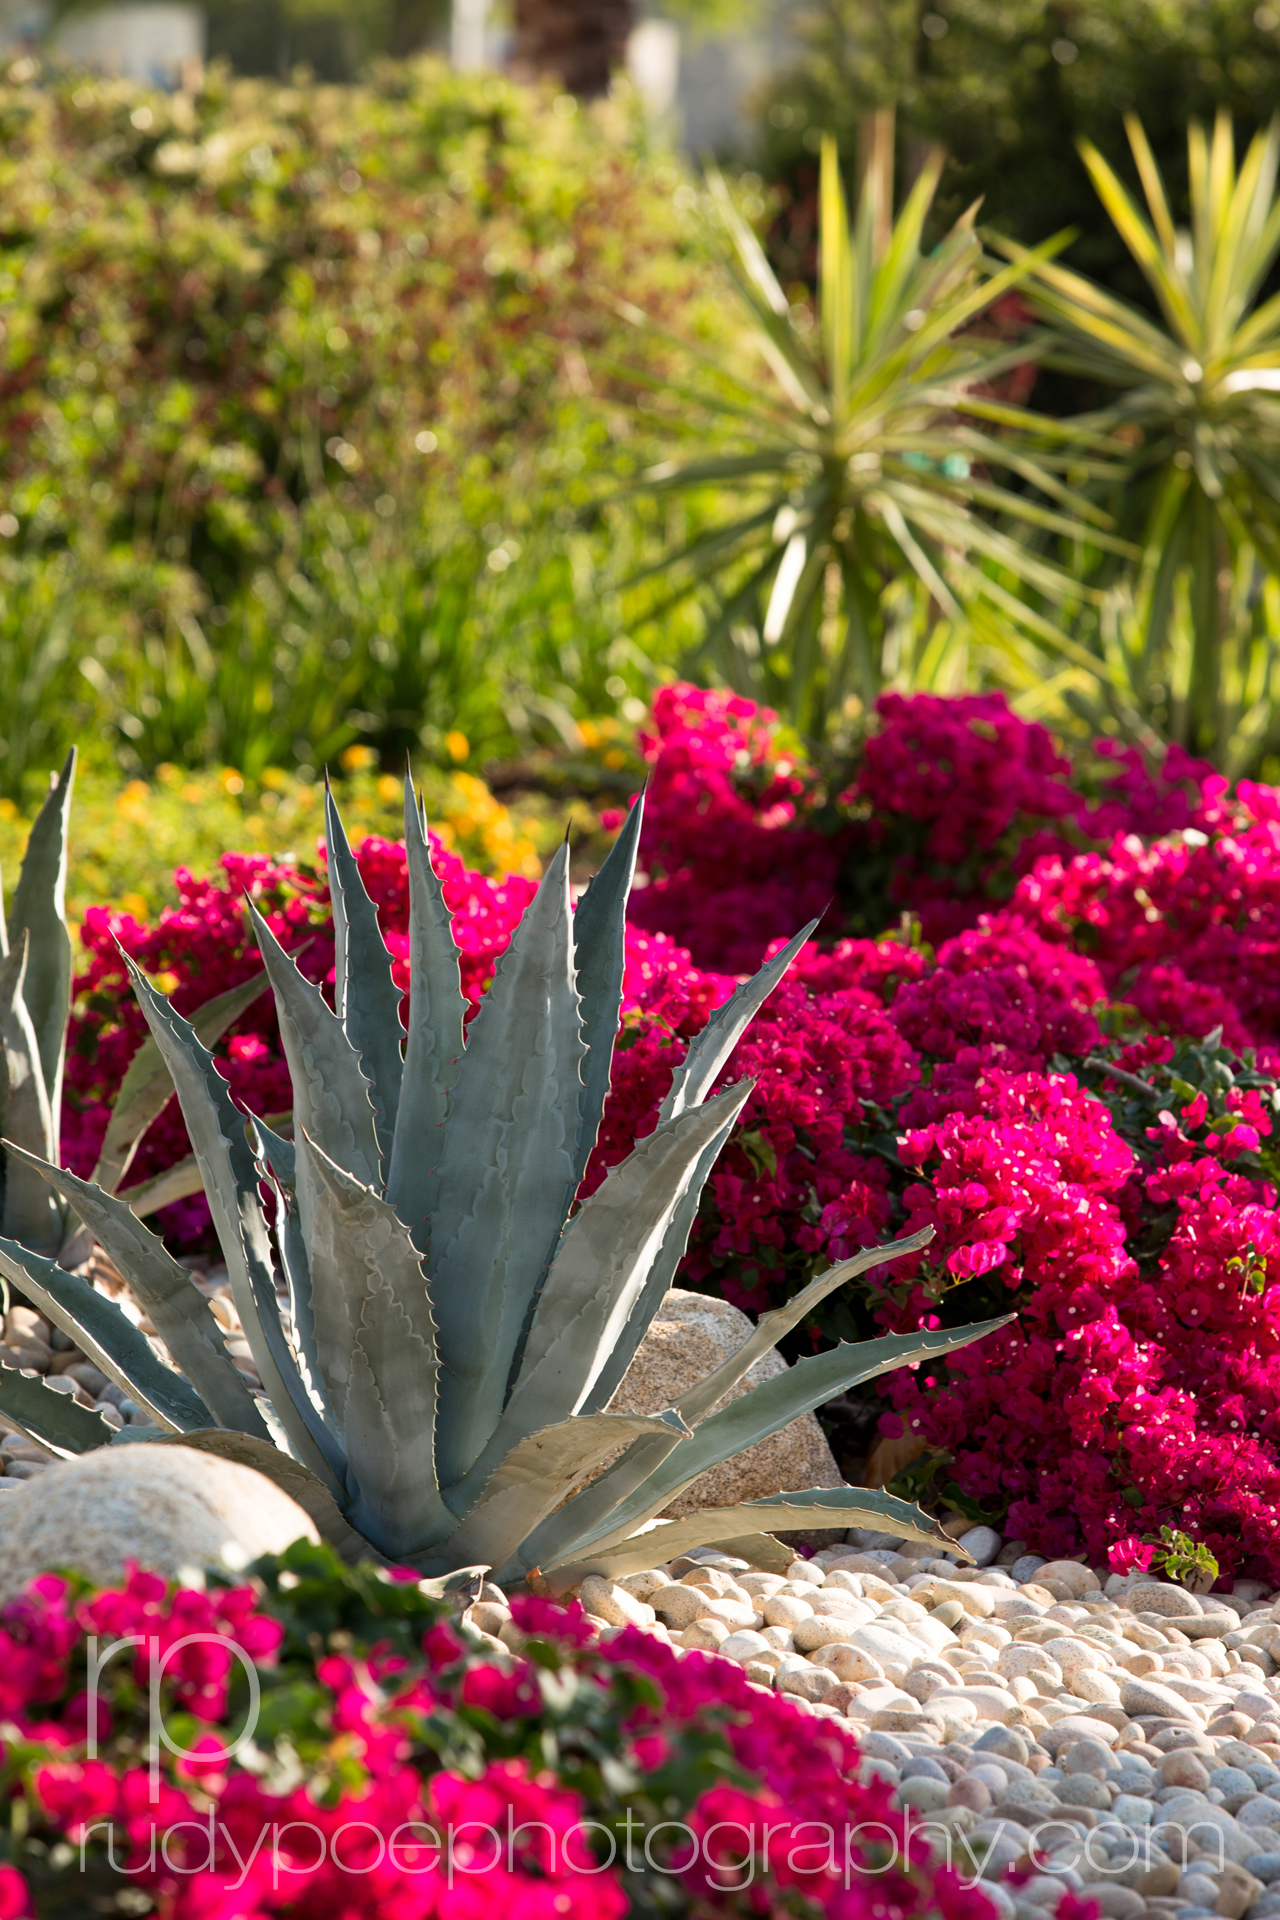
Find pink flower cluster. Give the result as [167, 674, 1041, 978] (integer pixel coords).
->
[60, 681, 1280, 1578]
[626, 683, 839, 972]
[0, 1565, 1007, 1920]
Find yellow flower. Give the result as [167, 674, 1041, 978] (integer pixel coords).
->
[340, 744, 377, 773]
[445, 730, 469, 763]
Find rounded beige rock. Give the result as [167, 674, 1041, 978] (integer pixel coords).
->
[579, 1577, 656, 1629]
[763, 1593, 815, 1629]
[810, 1641, 885, 1683]
[997, 1644, 1063, 1685]
[0, 1444, 319, 1602]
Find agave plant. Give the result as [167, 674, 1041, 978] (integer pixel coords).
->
[627, 134, 1114, 739]
[0, 750, 273, 1259]
[0, 785, 1005, 1582]
[1001, 113, 1280, 768]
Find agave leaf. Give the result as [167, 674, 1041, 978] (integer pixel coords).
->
[6, 748, 75, 1145]
[1, 1145, 269, 1438]
[91, 968, 272, 1196]
[132, 1428, 376, 1564]
[0, 1226, 216, 1435]
[472, 1083, 753, 1503]
[416, 1565, 493, 1598]
[703, 1532, 794, 1574]
[675, 1225, 935, 1427]
[324, 783, 403, 1167]
[304, 1131, 453, 1557]
[241, 900, 381, 1266]
[567, 792, 645, 1190]
[385, 778, 467, 1253]
[123, 957, 348, 1498]
[540, 1315, 1011, 1567]
[252, 1116, 296, 1191]
[122, 1154, 203, 1219]
[0, 1361, 114, 1457]
[659, 920, 817, 1122]
[0, 938, 62, 1250]
[428, 842, 586, 1488]
[432, 1408, 694, 1581]
[265, 1169, 325, 1427]
[579, 1120, 731, 1417]
[541, 1485, 964, 1584]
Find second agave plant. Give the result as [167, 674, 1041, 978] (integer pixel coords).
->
[0, 784, 1004, 1582]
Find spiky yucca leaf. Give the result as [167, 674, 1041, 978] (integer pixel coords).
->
[4, 784, 1004, 1577]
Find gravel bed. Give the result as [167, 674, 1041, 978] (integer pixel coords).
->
[533, 1528, 1280, 1920]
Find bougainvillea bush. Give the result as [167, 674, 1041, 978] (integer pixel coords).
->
[0, 1544, 1006, 1920]
[57, 683, 1280, 1583]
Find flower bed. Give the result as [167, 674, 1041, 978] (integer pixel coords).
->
[59, 686, 1280, 1582]
[0, 1544, 1002, 1920]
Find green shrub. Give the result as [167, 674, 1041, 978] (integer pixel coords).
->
[0, 56, 724, 801]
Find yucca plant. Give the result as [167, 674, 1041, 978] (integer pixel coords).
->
[0, 783, 1004, 1582]
[0, 749, 275, 1257]
[628, 135, 1115, 740]
[1002, 113, 1280, 767]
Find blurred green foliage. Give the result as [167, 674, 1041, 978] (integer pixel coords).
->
[0, 54, 727, 804]
[758, 1, 1280, 309]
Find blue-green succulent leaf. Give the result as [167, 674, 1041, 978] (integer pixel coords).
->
[567, 791, 644, 1190]
[550, 1315, 1012, 1562]
[429, 1408, 693, 1581]
[0, 938, 62, 1251]
[92, 967, 272, 1196]
[428, 842, 586, 1488]
[0, 1170, 251, 1433]
[483, 1083, 752, 1469]
[0, 1228, 215, 1434]
[543, 1486, 962, 1582]
[240, 900, 380, 1276]
[0, 1361, 114, 1457]
[123, 956, 348, 1498]
[659, 919, 817, 1122]
[324, 781, 403, 1167]
[6, 748, 75, 1148]
[386, 778, 467, 1253]
[303, 1131, 452, 1557]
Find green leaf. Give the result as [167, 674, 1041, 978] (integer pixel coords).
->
[0, 1221, 218, 1435]
[660, 921, 816, 1121]
[475, 1083, 753, 1500]
[136, 1429, 376, 1564]
[385, 778, 467, 1253]
[428, 842, 586, 1488]
[552, 1315, 1012, 1565]
[252, 1116, 296, 1192]
[6, 748, 74, 1148]
[119, 1153, 204, 1219]
[242, 900, 382, 1266]
[568, 790, 644, 1192]
[123, 957, 348, 1497]
[430, 1408, 694, 1582]
[577, 1119, 732, 1419]
[303, 1131, 453, 1558]
[0, 1360, 114, 1457]
[542, 1486, 964, 1583]
[675, 1225, 935, 1427]
[91, 968, 272, 1196]
[0, 1158, 263, 1436]
[324, 780, 403, 1168]
[0, 936, 62, 1251]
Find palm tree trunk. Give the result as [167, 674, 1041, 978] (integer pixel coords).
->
[511, 0, 633, 98]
